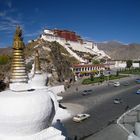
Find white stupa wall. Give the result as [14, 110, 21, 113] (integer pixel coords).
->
[0, 89, 55, 136]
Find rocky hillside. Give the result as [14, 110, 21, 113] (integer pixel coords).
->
[0, 39, 78, 84]
[97, 41, 140, 60]
[25, 39, 77, 84]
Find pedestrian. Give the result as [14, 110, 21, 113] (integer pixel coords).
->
[125, 105, 130, 111]
[74, 136, 78, 140]
[76, 87, 78, 91]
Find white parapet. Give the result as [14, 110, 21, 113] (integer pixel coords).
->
[48, 85, 65, 95]
[0, 127, 66, 140]
[128, 122, 140, 140]
[128, 133, 140, 140]
[9, 83, 31, 91]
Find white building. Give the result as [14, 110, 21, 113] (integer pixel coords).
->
[41, 29, 110, 61]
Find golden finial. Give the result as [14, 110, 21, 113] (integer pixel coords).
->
[13, 26, 25, 50]
[10, 26, 28, 83]
[34, 49, 41, 74]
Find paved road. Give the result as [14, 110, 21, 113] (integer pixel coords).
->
[60, 77, 140, 140]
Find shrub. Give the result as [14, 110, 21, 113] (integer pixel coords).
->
[0, 55, 9, 65]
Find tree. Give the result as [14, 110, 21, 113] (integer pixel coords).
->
[99, 70, 104, 83]
[90, 73, 94, 81]
[92, 60, 100, 65]
[126, 60, 132, 69]
[0, 55, 9, 65]
[116, 70, 119, 77]
[100, 59, 106, 63]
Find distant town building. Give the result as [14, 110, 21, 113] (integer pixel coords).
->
[132, 62, 140, 68]
[105, 60, 126, 69]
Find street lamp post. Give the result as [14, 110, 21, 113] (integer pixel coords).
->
[107, 70, 111, 86]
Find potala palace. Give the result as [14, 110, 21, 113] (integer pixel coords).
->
[40, 29, 110, 62]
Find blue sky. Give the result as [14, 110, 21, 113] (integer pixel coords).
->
[0, 0, 140, 47]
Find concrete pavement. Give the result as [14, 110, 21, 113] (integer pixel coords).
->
[84, 124, 128, 140]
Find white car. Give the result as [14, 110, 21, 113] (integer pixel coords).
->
[73, 113, 90, 122]
[114, 82, 120, 87]
[113, 98, 122, 104]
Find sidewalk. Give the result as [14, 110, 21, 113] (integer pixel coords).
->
[84, 100, 140, 140]
[84, 124, 128, 140]
[117, 104, 140, 135]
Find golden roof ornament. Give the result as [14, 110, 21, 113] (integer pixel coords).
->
[13, 26, 25, 50]
[10, 26, 28, 83]
[34, 49, 41, 74]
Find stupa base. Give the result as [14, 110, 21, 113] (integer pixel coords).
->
[9, 83, 31, 91]
[0, 127, 65, 140]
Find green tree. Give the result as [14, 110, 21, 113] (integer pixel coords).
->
[126, 60, 132, 69]
[116, 70, 119, 77]
[99, 70, 104, 83]
[0, 55, 9, 65]
[92, 60, 100, 65]
[90, 73, 94, 81]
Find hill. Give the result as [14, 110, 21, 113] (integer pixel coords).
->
[97, 41, 140, 60]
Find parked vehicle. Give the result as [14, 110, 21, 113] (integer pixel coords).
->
[136, 89, 140, 94]
[123, 82, 129, 86]
[82, 89, 92, 96]
[136, 79, 140, 83]
[114, 82, 120, 87]
[73, 113, 90, 122]
[113, 98, 122, 104]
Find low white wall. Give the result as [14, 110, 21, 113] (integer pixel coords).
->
[49, 85, 65, 95]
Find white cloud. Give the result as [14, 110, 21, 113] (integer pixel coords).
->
[0, 16, 24, 34]
[0, 11, 6, 17]
[24, 30, 42, 37]
[0, 2, 24, 35]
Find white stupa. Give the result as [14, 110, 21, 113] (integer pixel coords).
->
[0, 26, 66, 140]
[29, 49, 47, 89]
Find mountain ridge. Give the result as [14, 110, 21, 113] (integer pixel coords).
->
[97, 41, 140, 60]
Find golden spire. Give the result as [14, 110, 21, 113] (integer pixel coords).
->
[13, 26, 25, 50]
[10, 26, 28, 83]
[34, 49, 41, 74]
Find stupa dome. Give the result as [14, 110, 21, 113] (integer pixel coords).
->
[0, 89, 55, 136]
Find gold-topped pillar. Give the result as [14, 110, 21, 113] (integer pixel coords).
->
[10, 26, 28, 83]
